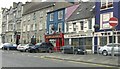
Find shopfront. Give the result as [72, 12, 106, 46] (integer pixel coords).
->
[64, 33, 93, 51]
[96, 31, 120, 46]
[44, 33, 64, 51]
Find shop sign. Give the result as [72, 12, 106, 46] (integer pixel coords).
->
[46, 35, 61, 38]
[65, 34, 86, 38]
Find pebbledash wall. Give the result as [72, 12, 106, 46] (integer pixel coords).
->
[94, 1, 120, 53]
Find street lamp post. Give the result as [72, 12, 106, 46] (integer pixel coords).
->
[111, 27, 115, 57]
[93, 24, 100, 54]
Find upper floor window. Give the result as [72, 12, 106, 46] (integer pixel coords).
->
[101, 0, 113, 10]
[88, 19, 92, 29]
[50, 13, 54, 21]
[49, 24, 54, 34]
[40, 11, 43, 18]
[58, 10, 63, 19]
[58, 23, 62, 32]
[73, 22, 76, 31]
[28, 15, 31, 21]
[33, 13, 36, 20]
[80, 21, 84, 30]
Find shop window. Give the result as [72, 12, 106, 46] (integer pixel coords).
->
[109, 36, 116, 43]
[100, 36, 107, 46]
[64, 39, 69, 45]
[85, 37, 92, 49]
[71, 38, 79, 46]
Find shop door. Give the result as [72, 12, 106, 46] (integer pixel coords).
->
[49, 39, 56, 47]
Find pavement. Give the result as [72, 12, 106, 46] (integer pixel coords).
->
[38, 52, 119, 67]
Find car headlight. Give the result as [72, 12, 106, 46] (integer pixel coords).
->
[78, 49, 81, 51]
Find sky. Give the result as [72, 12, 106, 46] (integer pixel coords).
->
[0, 0, 31, 8]
[0, 0, 89, 8]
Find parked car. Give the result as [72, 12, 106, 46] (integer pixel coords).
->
[60, 45, 87, 55]
[98, 43, 120, 56]
[2, 43, 17, 50]
[28, 42, 54, 53]
[17, 43, 34, 52]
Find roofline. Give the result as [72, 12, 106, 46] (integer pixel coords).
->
[47, 2, 80, 14]
[66, 16, 95, 22]
[22, 3, 55, 16]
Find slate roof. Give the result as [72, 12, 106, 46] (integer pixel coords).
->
[66, 2, 95, 22]
[23, 2, 55, 15]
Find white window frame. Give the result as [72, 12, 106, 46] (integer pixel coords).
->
[80, 21, 84, 31]
[101, 0, 113, 10]
[58, 10, 63, 19]
[50, 13, 54, 21]
[100, 12, 113, 29]
[58, 23, 62, 32]
[73, 22, 76, 32]
[49, 24, 54, 34]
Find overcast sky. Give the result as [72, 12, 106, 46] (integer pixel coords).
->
[0, 0, 31, 8]
[0, 0, 89, 8]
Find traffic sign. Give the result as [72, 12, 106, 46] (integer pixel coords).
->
[109, 17, 118, 27]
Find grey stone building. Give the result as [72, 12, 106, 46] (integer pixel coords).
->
[0, 8, 3, 45]
[21, 2, 74, 44]
[2, 2, 23, 44]
[1, 8, 8, 43]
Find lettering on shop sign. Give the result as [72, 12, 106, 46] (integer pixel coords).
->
[46, 35, 61, 38]
[66, 34, 86, 38]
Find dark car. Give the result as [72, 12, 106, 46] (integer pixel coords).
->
[60, 45, 87, 55]
[28, 42, 54, 53]
[2, 43, 17, 50]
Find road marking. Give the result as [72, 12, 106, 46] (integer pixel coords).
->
[42, 57, 116, 68]
[28, 55, 30, 56]
[67, 60, 115, 67]
[12, 53, 14, 54]
[34, 56, 38, 57]
[40, 56, 45, 58]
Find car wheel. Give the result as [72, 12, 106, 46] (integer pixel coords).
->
[102, 50, 108, 56]
[74, 51, 78, 55]
[20, 50, 23, 52]
[61, 50, 64, 54]
[25, 49, 29, 52]
[35, 49, 39, 53]
[48, 49, 52, 53]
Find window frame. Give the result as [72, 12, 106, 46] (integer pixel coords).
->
[58, 10, 63, 19]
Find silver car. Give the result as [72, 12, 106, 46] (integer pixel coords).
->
[98, 43, 120, 56]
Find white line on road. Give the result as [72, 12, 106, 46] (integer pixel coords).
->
[34, 56, 38, 57]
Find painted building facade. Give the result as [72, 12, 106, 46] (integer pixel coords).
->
[45, 8, 65, 51]
[64, 2, 95, 53]
[94, 0, 120, 53]
[45, 2, 81, 51]
[21, 2, 74, 45]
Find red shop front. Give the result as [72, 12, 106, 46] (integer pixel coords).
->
[44, 33, 64, 51]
